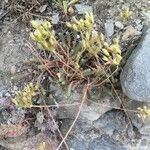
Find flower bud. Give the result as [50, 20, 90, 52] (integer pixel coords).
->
[42, 21, 52, 30]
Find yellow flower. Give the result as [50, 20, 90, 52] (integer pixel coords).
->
[62, 13, 122, 66]
[102, 49, 110, 57]
[34, 30, 44, 41]
[120, 8, 133, 21]
[66, 22, 72, 28]
[42, 21, 52, 30]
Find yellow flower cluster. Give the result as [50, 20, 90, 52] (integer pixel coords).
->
[12, 83, 39, 108]
[66, 12, 94, 32]
[67, 13, 122, 65]
[137, 106, 150, 119]
[120, 8, 132, 21]
[102, 37, 122, 65]
[82, 31, 102, 56]
[30, 20, 57, 51]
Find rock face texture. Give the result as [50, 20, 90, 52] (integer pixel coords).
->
[89, 136, 127, 150]
[120, 28, 150, 102]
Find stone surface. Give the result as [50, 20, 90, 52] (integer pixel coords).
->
[56, 87, 121, 122]
[89, 135, 127, 150]
[75, 4, 93, 14]
[123, 98, 150, 149]
[124, 98, 150, 133]
[93, 109, 137, 146]
[68, 136, 89, 150]
[51, 13, 60, 24]
[0, 22, 32, 94]
[0, 133, 58, 150]
[105, 19, 114, 37]
[115, 21, 124, 29]
[67, 135, 127, 150]
[120, 28, 150, 102]
[66, 109, 142, 150]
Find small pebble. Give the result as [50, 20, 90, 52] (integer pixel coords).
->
[51, 13, 60, 24]
[115, 21, 124, 29]
[13, 86, 18, 91]
[5, 92, 11, 97]
[77, 34, 80, 39]
[39, 5, 47, 13]
[105, 19, 114, 37]
[75, 4, 93, 14]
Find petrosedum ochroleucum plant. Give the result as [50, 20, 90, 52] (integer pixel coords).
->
[30, 20, 57, 51]
[66, 12, 122, 65]
[30, 13, 122, 66]
[12, 83, 39, 108]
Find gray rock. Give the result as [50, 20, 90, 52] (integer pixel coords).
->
[115, 21, 124, 29]
[89, 135, 127, 150]
[67, 135, 127, 150]
[56, 87, 121, 122]
[65, 108, 146, 150]
[51, 13, 59, 24]
[93, 109, 136, 144]
[123, 98, 150, 138]
[120, 28, 150, 102]
[75, 4, 93, 14]
[105, 19, 114, 37]
[67, 136, 89, 150]
[80, 96, 121, 123]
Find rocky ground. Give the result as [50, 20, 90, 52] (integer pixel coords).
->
[0, 0, 150, 150]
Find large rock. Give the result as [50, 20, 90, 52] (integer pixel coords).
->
[93, 109, 137, 147]
[89, 135, 127, 150]
[67, 135, 127, 150]
[120, 28, 150, 102]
